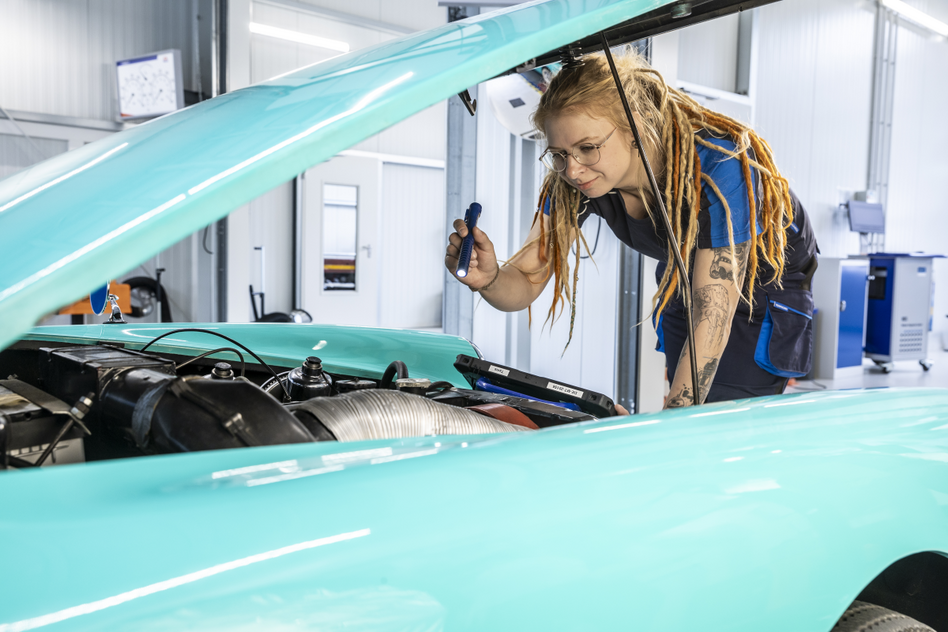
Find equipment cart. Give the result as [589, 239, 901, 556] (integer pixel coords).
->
[863, 253, 944, 372]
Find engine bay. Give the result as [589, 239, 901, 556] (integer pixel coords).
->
[0, 331, 606, 470]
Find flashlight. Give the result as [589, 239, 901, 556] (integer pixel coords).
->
[456, 202, 482, 278]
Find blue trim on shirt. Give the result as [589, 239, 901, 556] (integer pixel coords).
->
[697, 137, 761, 248]
[652, 310, 665, 353]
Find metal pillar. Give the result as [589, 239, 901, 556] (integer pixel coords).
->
[614, 38, 649, 412]
[868, 3, 898, 253]
[442, 7, 478, 339]
[516, 138, 538, 372]
[293, 174, 304, 310]
[615, 246, 643, 413]
[215, 0, 228, 321]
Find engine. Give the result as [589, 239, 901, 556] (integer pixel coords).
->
[0, 341, 598, 470]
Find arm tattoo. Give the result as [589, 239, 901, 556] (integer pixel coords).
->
[670, 242, 748, 408]
[695, 356, 719, 404]
[672, 352, 720, 406]
[697, 357, 719, 391]
[693, 285, 730, 348]
[709, 242, 750, 283]
[666, 385, 693, 408]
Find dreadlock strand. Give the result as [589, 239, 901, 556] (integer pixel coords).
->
[694, 137, 774, 176]
[564, 214, 582, 353]
[678, 110, 700, 278]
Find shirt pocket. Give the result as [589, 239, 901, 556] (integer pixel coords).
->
[754, 289, 815, 378]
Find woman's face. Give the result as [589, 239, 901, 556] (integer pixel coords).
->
[544, 109, 646, 198]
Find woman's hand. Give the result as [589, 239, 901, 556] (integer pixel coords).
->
[445, 218, 499, 291]
[444, 213, 555, 312]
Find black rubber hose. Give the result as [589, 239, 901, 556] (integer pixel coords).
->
[427, 381, 456, 393]
[380, 361, 409, 389]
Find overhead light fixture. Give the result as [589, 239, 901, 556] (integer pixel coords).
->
[249, 22, 350, 53]
[880, 0, 948, 37]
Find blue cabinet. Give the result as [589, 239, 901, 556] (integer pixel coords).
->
[838, 264, 868, 368]
[812, 258, 869, 379]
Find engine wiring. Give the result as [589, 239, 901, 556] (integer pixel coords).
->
[139, 328, 288, 400]
[175, 346, 247, 377]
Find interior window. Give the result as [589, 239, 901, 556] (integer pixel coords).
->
[322, 183, 358, 291]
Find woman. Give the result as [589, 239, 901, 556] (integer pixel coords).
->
[445, 51, 818, 408]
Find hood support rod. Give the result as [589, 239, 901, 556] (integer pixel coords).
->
[598, 31, 700, 406]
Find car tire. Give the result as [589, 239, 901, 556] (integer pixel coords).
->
[832, 601, 934, 632]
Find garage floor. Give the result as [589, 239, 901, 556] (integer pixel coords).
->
[787, 335, 948, 393]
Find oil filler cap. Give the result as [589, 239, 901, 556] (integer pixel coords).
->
[210, 362, 235, 380]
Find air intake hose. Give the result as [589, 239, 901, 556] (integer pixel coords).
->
[290, 389, 528, 442]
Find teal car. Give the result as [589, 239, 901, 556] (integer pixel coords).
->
[1, 0, 947, 630]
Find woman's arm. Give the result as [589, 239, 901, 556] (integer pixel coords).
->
[444, 214, 556, 312]
[665, 240, 751, 408]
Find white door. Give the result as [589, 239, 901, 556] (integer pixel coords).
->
[301, 156, 381, 326]
[379, 163, 445, 329]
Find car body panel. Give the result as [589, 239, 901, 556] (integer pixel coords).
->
[3, 0, 947, 629]
[20, 323, 478, 386]
[0, 0, 675, 352]
[1, 387, 947, 630]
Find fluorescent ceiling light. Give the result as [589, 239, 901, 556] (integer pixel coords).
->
[249, 22, 350, 52]
[880, 0, 948, 37]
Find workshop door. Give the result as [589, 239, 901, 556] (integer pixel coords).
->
[301, 156, 381, 326]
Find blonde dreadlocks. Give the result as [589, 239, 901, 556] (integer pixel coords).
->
[528, 50, 794, 349]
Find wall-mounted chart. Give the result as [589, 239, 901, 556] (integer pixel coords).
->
[116, 49, 184, 121]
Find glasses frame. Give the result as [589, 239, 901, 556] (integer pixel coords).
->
[539, 127, 618, 172]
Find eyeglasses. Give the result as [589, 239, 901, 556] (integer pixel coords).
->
[539, 127, 617, 172]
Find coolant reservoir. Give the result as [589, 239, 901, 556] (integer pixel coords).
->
[286, 357, 332, 401]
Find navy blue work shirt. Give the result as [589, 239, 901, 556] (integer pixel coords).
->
[574, 134, 819, 402]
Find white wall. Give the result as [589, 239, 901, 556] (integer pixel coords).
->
[265, 0, 447, 32]
[250, 2, 389, 84]
[2, 0, 216, 324]
[753, 0, 876, 259]
[755, 0, 946, 336]
[231, 182, 295, 321]
[380, 163, 446, 328]
[885, 1, 948, 337]
[678, 13, 740, 93]
[0, 0, 201, 121]
[225, 0, 448, 322]
[471, 100, 515, 364]
[677, 0, 947, 337]
[0, 135, 66, 180]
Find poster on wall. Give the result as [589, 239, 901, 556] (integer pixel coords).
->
[115, 49, 184, 121]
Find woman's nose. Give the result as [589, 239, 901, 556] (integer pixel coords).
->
[564, 154, 585, 179]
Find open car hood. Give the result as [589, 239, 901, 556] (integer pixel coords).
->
[0, 0, 770, 350]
